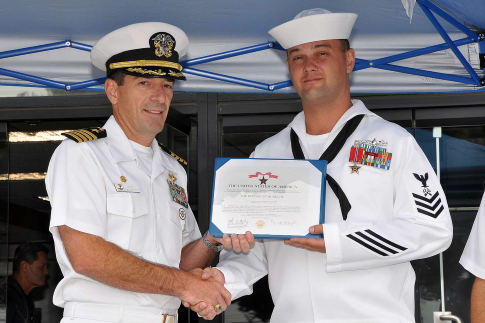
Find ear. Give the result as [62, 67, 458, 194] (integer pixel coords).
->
[105, 78, 119, 105]
[346, 48, 356, 74]
[20, 260, 29, 272]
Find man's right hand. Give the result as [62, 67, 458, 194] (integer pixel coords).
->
[182, 268, 227, 320]
[181, 268, 230, 320]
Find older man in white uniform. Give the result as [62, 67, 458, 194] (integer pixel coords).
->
[46, 23, 253, 323]
[189, 9, 453, 322]
[460, 192, 485, 323]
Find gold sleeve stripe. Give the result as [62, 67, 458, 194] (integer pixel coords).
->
[110, 60, 182, 71]
[62, 127, 106, 143]
[70, 131, 90, 142]
[66, 132, 84, 143]
[77, 129, 97, 140]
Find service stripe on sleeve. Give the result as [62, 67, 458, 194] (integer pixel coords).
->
[364, 229, 408, 251]
[347, 234, 389, 256]
[355, 232, 398, 254]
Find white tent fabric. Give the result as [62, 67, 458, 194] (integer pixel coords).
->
[0, 0, 483, 94]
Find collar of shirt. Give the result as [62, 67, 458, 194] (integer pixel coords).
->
[288, 100, 377, 158]
[102, 116, 178, 176]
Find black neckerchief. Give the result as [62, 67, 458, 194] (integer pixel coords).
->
[290, 114, 364, 220]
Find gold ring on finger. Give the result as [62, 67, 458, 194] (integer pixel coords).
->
[214, 304, 222, 312]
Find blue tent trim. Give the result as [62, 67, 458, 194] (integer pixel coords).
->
[0, 0, 483, 92]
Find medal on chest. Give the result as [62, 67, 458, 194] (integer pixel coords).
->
[348, 138, 393, 173]
[167, 173, 188, 208]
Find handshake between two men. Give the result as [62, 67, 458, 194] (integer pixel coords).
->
[180, 225, 326, 320]
[182, 232, 255, 320]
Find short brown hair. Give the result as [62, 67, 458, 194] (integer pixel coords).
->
[340, 39, 350, 52]
[109, 70, 126, 86]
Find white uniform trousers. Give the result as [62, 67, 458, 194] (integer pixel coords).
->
[61, 303, 177, 323]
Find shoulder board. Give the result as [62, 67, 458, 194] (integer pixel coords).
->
[61, 127, 107, 143]
[158, 142, 188, 166]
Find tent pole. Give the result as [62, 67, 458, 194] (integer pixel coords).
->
[418, 0, 479, 42]
[183, 67, 270, 91]
[0, 41, 69, 59]
[418, 1, 481, 86]
[182, 42, 273, 67]
[0, 67, 66, 89]
[353, 38, 473, 71]
[355, 59, 477, 85]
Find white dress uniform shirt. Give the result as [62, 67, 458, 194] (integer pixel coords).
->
[460, 192, 485, 279]
[217, 100, 453, 323]
[46, 116, 201, 311]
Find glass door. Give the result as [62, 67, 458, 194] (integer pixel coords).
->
[413, 125, 485, 323]
[0, 122, 8, 321]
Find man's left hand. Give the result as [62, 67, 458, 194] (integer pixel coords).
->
[208, 231, 255, 253]
[284, 225, 326, 253]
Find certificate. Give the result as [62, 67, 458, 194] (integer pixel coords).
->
[209, 158, 326, 240]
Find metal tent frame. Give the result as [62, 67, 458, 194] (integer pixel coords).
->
[0, 0, 483, 92]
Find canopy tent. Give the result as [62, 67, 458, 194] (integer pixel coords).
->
[0, 0, 484, 94]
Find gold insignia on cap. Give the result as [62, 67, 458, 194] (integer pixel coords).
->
[126, 68, 167, 76]
[110, 60, 182, 71]
[120, 176, 127, 183]
[152, 33, 174, 58]
[168, 70, 184, 78]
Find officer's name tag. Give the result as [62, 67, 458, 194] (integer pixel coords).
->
[114, 183, 140, 193]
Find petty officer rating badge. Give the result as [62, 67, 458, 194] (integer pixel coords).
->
[348, 138, 392, 173]
[411, 172, 444, 219]
[167, 173, 188, 208]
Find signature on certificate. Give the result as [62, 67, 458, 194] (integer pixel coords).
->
[227, 218, 249, 229]
[271, 219, 297, 226]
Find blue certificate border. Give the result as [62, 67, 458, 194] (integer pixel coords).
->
[209, 157, 327, 240]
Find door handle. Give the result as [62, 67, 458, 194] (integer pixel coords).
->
[433, 311, 463, 323]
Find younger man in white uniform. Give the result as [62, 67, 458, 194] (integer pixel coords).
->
[190, 9, 453, 322]
[460, 192, 485, 323]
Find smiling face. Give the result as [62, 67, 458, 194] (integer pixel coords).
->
[286, 39, 355, 109]
[105, 74, 174, 146]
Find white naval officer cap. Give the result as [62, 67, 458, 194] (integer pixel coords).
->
[268, 8, 358, 50]
[90, 22, 189, 80]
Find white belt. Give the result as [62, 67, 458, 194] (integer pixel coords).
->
[63, 302, 177, 323]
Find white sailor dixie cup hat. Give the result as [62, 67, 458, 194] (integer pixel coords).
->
[91, 22, 189, 80]
[268, 8, 358, 50]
